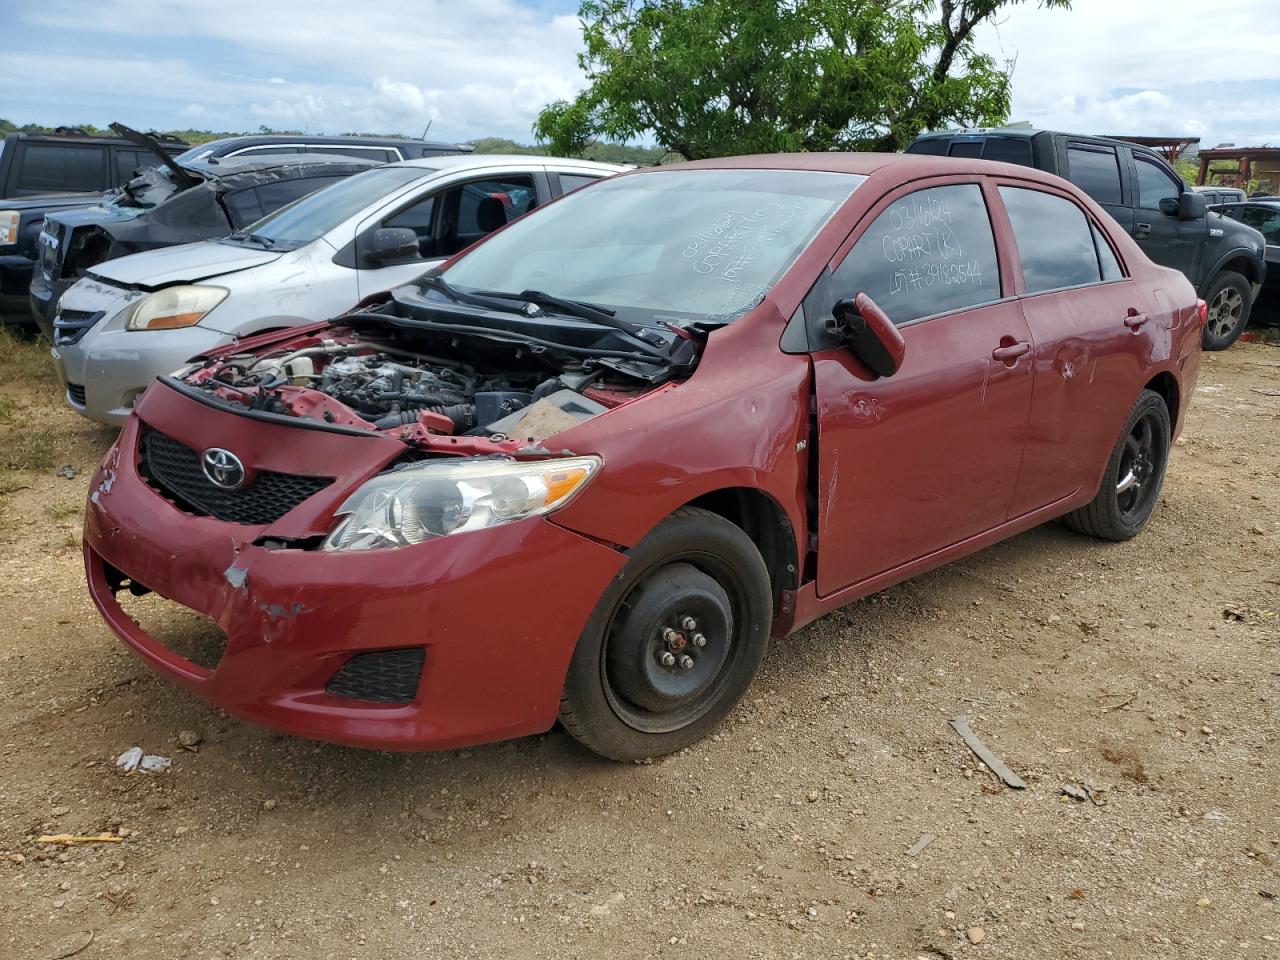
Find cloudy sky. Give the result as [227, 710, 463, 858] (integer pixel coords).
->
[1, 0, 1274, 147]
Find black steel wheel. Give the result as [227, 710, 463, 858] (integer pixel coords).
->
[559, 507, 772, 761]
[1201, 271, 1252, 351]
[1062, 389, 1171, 541]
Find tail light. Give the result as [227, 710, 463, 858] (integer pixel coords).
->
[1196, 299, 1208, 329]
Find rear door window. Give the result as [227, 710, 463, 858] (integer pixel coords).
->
[1091, 223, 1125, 280]
[15, 144, 107, 194]
[832, 183, 1001, 325]
[999, 186, 1102, 293]
[1134, 156, 1181, 210]
[980, 138, 1034, 166]
[114, 149, 155, 183]
[1066, 144, 1123, 205]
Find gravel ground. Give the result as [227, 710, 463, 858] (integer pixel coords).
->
[0, 331, 1277, 960]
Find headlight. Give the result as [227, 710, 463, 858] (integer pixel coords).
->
[323, 455, 601, 551]
[126, 285, 227, 331]
[0, 211, 18, 246]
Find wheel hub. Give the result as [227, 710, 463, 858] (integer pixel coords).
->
[605, 563, 733, 716]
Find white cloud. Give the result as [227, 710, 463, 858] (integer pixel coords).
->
[975, 0, 1279, 146]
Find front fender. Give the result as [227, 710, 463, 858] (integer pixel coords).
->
[1198, 243, 1266, 294]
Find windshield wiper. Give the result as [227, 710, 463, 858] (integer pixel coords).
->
[229, 232, 275, 248]
[452, 284, 669, 349]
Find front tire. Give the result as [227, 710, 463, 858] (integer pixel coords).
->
[1201, 270, 1252, 351]
[559, 507, 772, 761]
[1062, 389, 1171, 541]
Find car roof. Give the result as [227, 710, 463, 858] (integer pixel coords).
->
[641, 152, 1074, 186]
[192, 134, 469, 152]
[183, 154, 381, 177]
[4, 130, 189, 149]
[384, 154, 631, 174]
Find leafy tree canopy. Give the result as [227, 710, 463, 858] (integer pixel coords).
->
[535, 0, 1071, 159]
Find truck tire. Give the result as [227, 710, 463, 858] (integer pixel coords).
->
[1201, 270, 1252, 351]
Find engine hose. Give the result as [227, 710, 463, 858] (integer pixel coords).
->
[372, 403, 475, 431]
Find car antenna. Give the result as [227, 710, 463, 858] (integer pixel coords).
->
[420, 121, 432, 141]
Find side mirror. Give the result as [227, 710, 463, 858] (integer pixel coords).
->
[363, 227, 421, 267]
[1162, 192, 1206, 220]
[827, 293, 906, 378]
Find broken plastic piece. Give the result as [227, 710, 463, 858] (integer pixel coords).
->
[949, 715, 1027, 789]
[116, 746, 171, 774]
[37, 834, 124, 846]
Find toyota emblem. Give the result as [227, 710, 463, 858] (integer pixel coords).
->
[201, 448, 246, 490]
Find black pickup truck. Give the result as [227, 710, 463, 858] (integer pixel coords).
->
[0, 127, 189, 322]
[908, 128, 1268, 349]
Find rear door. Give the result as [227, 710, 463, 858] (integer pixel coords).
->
[812, 178, 1035, 595]
[1064, 141, 1133, 234]
[995, 181, 1160, 516]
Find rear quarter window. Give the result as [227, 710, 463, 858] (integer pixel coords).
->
[833, 183, 1001, 325]
[16, 144, 107, 194]
[1000, 187, 1103, 293]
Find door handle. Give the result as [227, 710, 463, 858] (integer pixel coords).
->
[992, 341, 1031, 363]
[1124, 310, 1149, 329]
[1134, 222, 1152, 240]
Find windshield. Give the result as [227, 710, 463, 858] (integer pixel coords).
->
[440, 168, 864, 325]
[220, 165, 429, 250]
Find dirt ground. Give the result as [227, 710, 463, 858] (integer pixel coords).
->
[0, 329, 1276, 960]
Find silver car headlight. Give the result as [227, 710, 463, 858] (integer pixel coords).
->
[322, 455, 602, 551]
[126, 284, 227, 330]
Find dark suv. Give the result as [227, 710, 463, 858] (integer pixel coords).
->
[0, 127, 189, 319]
[908, 128, 1268, 349]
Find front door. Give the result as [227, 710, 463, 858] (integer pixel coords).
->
[1130, 152, 1203, 279]
[812, 180, 1035, 596]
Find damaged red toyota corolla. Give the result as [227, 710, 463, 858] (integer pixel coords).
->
[83, 154, 1204, 761]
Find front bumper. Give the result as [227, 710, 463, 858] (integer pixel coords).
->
[55, 317, 230, 426]
[83, 413, 625, 751]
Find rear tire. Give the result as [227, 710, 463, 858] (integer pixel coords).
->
[558, 507, 772, 761]
[1201, 270, 1252, 351]
[1062, 389, 1171, 541]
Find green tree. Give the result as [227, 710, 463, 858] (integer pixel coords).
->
[535, 0, 1070, 159]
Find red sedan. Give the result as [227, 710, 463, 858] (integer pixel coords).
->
[83, 153, 1204, 761]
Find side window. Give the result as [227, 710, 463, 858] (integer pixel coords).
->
[1066, 144, 1123, 205]
[438, 176, 537, 256]
[1134, 156, 1181, 211]
[384, 194, 438, 258]
[16, 144, 107, 193]
[308, 146, 396, 162]
[832, 183, 1000, 326]
[1228, 206, 1280, 244]
[999, 186, 1101, 293]
[114, 149, 154, 183]
[256, 176, 345, 215]
[558, 173, 602, 194]
[229, 146, 300, 157]
[1091, 223, 1124, 281]
[980, 138, 1033, 166]
[223, 188, 265, 227]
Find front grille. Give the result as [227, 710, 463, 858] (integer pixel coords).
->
[326, 649, 425, 704]
[66, 382, 87, 407]
[54, 308, 105, 346]
[138, 425, 333, 525]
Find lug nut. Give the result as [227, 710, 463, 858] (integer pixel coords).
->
[678, 655, 695, 670]
[680, 616, 697, 631]
[662, 627, 679, 644]
[659, 651, 676, 667]
[692, 633, 707, 648]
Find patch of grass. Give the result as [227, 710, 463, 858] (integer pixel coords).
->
[0, 427, 62, 472]
[48, 500, 82, 522]
[0, 326, 56, 386]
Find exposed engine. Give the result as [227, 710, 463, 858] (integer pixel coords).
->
[191, 339, 623, 441]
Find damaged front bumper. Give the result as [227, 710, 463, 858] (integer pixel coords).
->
[83, 406, 625, 751]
